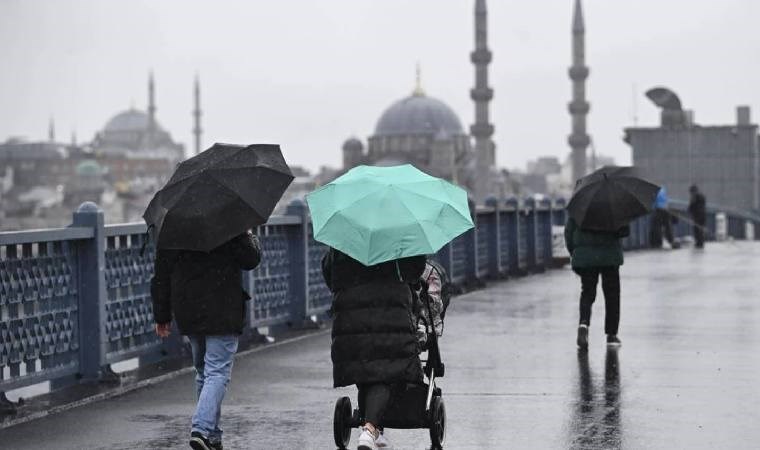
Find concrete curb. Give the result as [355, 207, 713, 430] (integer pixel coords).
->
[0, 328, 331, 430]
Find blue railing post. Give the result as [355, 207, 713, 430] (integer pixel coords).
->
[464, 197, 479, 286]
[552, 198, 567, 226]
[504, 197, 521, 275]
[538, 197, 552, 268]
[285, 200, 309, 326]
[71, 202, 107, 382]
[485, 196, 502, 277]
[524, 198, 538, 271]
[436, 242, 453, 280]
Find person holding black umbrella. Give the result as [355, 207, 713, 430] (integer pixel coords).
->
[565, 218, 629, 349]
[152, 231, 261, 450]
[565, 166, 660, 349]
[147, 143, 294, 450]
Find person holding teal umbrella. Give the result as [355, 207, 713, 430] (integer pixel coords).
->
[309, 164, 472, 450]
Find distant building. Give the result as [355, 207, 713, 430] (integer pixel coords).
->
[0, 73, 199, 229]
[625, 88, 759, 211]
[527, 156, 562, 177]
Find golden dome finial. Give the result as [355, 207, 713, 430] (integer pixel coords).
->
[413, 62, 425, 96]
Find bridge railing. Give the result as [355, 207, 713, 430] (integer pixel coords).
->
[2, 196, 757, 402]
[622, 199, 760, 249]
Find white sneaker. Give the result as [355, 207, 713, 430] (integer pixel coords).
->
[357, 427, 377, 450]
[375, 430, 391, 448]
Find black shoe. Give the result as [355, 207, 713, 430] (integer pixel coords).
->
[606, 335, 622, 346]
[190, 432, 213, 450]
[577, 325, 589, 349]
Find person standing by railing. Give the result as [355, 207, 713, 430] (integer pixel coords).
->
[151, 230, 261, 450]
[688, 185, 707, 249]
[650, 187, 679, 249]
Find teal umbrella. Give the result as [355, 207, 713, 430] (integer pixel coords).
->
[306, 164, 474, 266]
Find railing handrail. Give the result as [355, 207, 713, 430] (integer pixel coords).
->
[0, 226, 94, 245]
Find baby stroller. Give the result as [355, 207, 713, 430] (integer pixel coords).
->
[333, 260, 451, 449]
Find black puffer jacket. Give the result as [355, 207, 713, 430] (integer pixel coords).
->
[322, 249, 426, 388]
[151, 231, 261, 335]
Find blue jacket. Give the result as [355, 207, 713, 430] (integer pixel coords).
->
[654, 187, 668, 209]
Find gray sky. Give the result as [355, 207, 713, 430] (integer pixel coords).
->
[1, 0, 759, 173]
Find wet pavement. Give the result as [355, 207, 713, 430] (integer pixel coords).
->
[1, 242, 759, 449]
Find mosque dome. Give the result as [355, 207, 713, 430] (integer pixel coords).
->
[75, 159, 104, 177]
[103, 109, 163, 133]
[342, 137, 364, 152]
[374, 93, 464, 137]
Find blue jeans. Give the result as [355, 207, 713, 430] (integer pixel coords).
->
[188, 335, 239, 443]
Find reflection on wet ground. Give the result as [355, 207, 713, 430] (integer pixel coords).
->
[570, 348, 621, 449]
[1, 243, 759, 449]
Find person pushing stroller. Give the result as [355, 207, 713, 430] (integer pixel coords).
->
[323, 250, 450, 450]
[306, 164, 474, 450]
[322, 248, 426, 450]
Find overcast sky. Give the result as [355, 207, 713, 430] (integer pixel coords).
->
[1, 0, 759, 173]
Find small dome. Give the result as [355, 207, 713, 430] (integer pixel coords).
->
[342, 137, 364, 152]
[374, 93, 464, 137]
[103, 109, 162, 133]
[75, 159, 103, 177]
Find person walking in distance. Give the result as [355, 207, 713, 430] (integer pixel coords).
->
[152, 230, 261, 450]
[688, 184, 707, 249]
[565, 218, 630, 349]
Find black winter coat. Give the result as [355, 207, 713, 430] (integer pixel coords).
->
[689, 192, 707, 224]
[322, 249, 426, 388]
[151, 231, 261, 335]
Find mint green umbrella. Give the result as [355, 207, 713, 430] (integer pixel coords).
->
[306, 164, 474, 266]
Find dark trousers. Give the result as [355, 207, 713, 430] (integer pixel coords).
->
[575, 266, 620, 335]
[652, 209, 674, 246]
[357, 383, 392, 426]
[693, 222, 705, 248]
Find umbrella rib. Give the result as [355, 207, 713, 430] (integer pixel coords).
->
[162, 146, 246, 188]
[392, 181, 471, 221]
[206, 167, 293, 218]
[390, 185, 438, 252]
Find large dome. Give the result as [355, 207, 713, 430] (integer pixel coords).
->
[104, 109, 162, 133]
[374, 93, 464, 136]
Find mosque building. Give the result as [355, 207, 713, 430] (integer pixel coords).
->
[340, 0, 502, 203]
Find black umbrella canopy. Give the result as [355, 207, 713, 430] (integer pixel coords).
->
[567, 166, 660, 231]
[144, 143, 294, 252]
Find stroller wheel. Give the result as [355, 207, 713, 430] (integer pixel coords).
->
[333, 396, 352, 449]
[429, 395, 446, 449]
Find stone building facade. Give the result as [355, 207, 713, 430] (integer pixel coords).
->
[625, 97, 759, 212]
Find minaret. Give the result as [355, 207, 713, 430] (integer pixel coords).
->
[413, 63, 425, 96]
[48, 117, 55, 142]
[470, 0, 495, 202]
[568, 0, 590, 181]
[148, 71, 157, 140]
[193, 75, 203, 156]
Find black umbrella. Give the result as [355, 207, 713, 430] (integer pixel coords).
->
[143, 143, 294, 251]
[566, 166, 660, 231]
